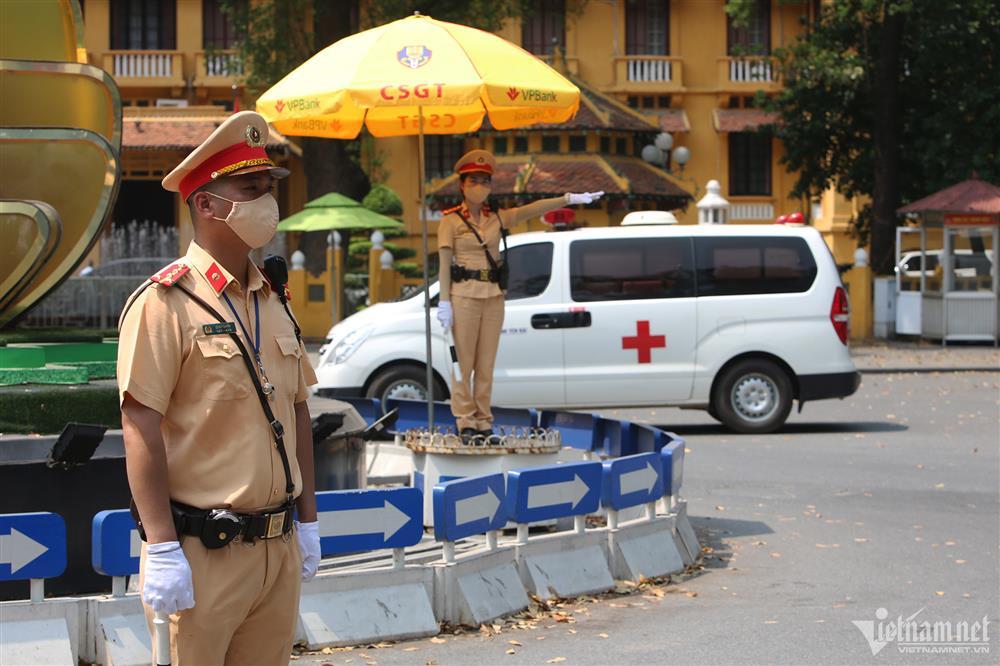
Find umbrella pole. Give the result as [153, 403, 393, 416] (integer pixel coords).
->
[417, 107, 434, 429]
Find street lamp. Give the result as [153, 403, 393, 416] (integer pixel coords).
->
[642, 132, 694, 184]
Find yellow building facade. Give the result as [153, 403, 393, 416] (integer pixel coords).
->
[378, 0, 860, 267]
[77, 0, 307, 265]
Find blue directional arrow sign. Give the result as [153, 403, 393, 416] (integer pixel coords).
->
[0, 512, 66, 581]
[506, 462, 602, 523]
[601, 453, 664, 511]
[92, 509, 141, 576]
[317, 487, 423, 556]
[660, 438, 685, 497]
[432, 474, 507, 542]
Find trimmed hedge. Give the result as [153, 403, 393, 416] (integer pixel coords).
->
[0, 328, 118, 345]
[0, 383, 121, 434]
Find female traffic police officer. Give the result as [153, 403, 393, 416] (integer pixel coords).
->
[116, 111, 321, 664]
[437, 149, 603, 442]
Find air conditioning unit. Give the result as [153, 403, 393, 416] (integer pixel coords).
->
[155, 99, 188, 108]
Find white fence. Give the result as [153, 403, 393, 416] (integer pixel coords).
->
[111, 53, 175, 79]
[729, 58, 773, 82]
[729, 202, 775, 221]
[627, 59, 673, 82]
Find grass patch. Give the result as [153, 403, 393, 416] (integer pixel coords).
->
[0, 328, 118, 346]
[0, 383, 120, 434]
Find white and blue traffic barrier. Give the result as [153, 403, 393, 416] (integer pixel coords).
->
[431, 474, 528, 626]
[601, 454, 686, 581]
[506, 462, 615, 600]
[0, 512, 78, 665]
[538, 410, 600, 453]
[490, 406, 538, 435]
[298, 487, 438, 649]
[384, 398, 453, 434]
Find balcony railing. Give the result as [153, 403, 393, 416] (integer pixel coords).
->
[612, 56, 683, 91]
[719, 56, 778, 88]
[194, 50, 244, 86]
[103, 50, 184, 86]
[729, 200, 776, 221]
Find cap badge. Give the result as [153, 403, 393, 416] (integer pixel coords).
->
[245, 125, 264, 147]
[397, 45, 432, 69]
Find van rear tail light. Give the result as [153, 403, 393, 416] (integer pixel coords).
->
[831, 286, 850, 345]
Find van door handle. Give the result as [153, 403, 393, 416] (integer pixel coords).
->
[531, 312, 592, 329]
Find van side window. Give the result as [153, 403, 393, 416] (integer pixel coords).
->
[503, 242, 554, 300]
[695, 237, 817, 296]
[569, 238, 695, 302]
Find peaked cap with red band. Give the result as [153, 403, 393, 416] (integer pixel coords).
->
[454, 149, 496, 177]
[162, 111, 290, 201]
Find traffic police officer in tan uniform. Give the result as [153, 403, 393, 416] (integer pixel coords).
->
[117, 111, 321, 664]
[437, 149, 603, 441]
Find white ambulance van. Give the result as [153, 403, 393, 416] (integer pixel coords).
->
[315, 220, 860, 433]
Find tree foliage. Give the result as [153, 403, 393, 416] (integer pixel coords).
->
[728, 0, 999, 273]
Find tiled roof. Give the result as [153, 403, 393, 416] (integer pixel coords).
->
[659, 109, 690, 133]
[897, 178, 1000, 215]
[429, 156, 692, 205]
[713, 109, 779, 132]
[605, 157, 691, 199]
[122, 117, 292, 152]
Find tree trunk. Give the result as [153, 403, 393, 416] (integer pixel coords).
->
[296, 1, 370, 274]
[869, 6, 905, 275]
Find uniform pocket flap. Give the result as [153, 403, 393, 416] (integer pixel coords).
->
[195, 335, 242, 359]
[275, 334, 301, 358]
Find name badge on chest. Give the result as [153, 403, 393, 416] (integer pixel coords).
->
[202, 322, 237, 336]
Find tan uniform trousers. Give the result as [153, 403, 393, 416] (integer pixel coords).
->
[450, 293, 505, 430]
[140, 531, 301, 665]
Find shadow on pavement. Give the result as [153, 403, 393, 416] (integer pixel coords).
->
[655, 421, 909, 436]
[688, 516, 774, 571]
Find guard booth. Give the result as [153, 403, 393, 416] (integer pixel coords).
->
[896, 178, 1000, 344]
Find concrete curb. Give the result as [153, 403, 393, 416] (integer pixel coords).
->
[858, 366, 998, 374]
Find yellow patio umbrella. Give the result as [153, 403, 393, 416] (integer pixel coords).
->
[257, 12, 580, 421]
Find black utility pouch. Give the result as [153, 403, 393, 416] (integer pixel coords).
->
[200, 509, 243, 549]
[450, 264, 466, 282]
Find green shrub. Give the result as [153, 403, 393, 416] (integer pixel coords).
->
[361, 184, 403, 216]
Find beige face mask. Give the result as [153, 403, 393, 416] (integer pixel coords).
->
[208, 192, 280, 249]
[463, 183, 490, 205]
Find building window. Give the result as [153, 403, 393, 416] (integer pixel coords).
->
[522, 0, 565, 55]
[600, 136, 610, 153]
[568, 135, 586, 152]
[493, 137, 508, 154]
[627, 95, 639, 109]
[425, 135, 465, 180]
[641, 95, 654, 109]
[728, 132, 772, 195]
[625, 0, 670, 55]
[615, 137, 627, 154]
[542, 135, 561, 152]
[203, 0, 245, 49]
[514, 136, 528, 153]
[111, 0, 177, 50]
[727, 0, 771, 55]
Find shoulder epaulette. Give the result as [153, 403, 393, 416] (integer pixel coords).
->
[150, 261, 190, 287]
[442, 204, 462, 215]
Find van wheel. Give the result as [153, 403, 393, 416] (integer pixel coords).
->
[366, 365, 447, 405]
[712, 359, 793, 434]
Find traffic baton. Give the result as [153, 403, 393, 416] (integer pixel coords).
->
[443, 327, 462, 382]
[154, 611, 170, 665]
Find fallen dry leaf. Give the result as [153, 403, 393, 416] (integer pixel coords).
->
[935, 591, 945, 596]
[429, 637, 447, 644]
[764, 620, 778, 624]
[598, 633, 609, 639]
[508, 640, 522, 646]
[546, 659, 567, 664]
[506, 649, 516, 655]
[770, 552, 782, 558]
[955, 560, 967, 564]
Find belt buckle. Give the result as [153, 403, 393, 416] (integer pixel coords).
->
[265, 512, 285, 539]
[479, 268, 490, 281]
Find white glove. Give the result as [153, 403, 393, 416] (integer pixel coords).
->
[296, 520, 321, 582]
[143, 541, 195, 615]
[437, 301, 453, 329]
[565, 191, 605, 205]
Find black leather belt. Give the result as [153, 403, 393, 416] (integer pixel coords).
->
[132, 500, 296, 549]
[453, 265, 499, 283]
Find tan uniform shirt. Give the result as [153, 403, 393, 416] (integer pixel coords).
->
[117, 241, 317, 511]
[437, 202, 509, 299]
